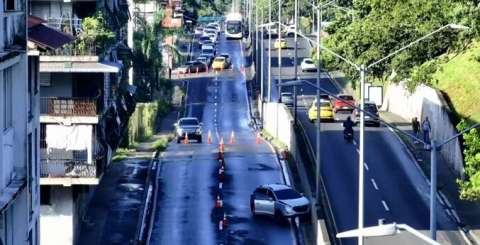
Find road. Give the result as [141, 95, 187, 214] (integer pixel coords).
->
[148, 34, 299, 244]
[260, 34, 467, 245]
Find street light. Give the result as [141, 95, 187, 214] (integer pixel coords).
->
[279, 22, 468, 245]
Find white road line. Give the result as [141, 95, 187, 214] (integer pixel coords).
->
[381, 200, 390, 211]
[371, 178, 379, 190]
[364, 163, 369, 171]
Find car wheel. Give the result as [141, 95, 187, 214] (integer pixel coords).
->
[309, 119, 314, 123]
[274, 209, 285, 223]
[198, 137, 202, 143]
[250, 199, 256, 216]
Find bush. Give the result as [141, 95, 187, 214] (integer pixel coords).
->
[457, 120, 480, 201]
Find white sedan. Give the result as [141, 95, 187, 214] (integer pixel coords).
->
[301, 58, 317, 72]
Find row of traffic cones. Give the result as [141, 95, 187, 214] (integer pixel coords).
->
[215, 143, 228, 231]
[204, 130, 262, 145]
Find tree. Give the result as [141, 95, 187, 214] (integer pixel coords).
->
[457, 120, 480, 201]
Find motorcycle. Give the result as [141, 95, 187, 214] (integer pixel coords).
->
[344, 128, 353, 142]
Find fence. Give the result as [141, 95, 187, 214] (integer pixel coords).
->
[40, 97, 98, 117]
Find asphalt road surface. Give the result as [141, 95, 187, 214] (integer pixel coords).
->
[261, 34, 467, 245]
[148, 34, 298, 245]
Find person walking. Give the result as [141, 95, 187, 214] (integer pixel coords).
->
[411, 117, 420, 144]
[422, 116, 431, 146]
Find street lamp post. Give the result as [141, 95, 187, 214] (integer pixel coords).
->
[293, 0, 298, 125]
[277, 0, 282, 98]
[268, 0, 272, 102]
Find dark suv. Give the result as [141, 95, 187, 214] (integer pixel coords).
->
[354, 102, 380, 127]
[174, 117, 203, 143]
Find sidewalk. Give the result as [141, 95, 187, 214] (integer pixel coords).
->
[381, 111, 480, 244]
[77, 108, 179, 245]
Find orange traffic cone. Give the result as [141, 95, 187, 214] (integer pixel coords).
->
[215, 195, 223, 209]
[229, 131, 236, 144]
[219, 137, 225, 153]
[256, 132, 261, 145]
[207, 130, 213, 144]
[183, 133, 189, 144]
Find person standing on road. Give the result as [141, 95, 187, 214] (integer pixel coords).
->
[412, 117, 420, 143]
[422, 116, 431, 145]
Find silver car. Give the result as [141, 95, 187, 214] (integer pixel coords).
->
[250, 184, 310, 219]
[174, 117, 203, 143]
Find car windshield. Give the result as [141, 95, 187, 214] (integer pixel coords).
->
[274, 189, 302, 200]
[304, 59, 313, 64]
[321, 102, 331, 107]
[203, 50, 214, 55]
[215, 57, 225, 62]
[179, 119, 199, 126]
[226, 21, 242, 34]
[339, 95, 354, 101]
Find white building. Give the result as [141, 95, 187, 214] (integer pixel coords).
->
[0, 0, 41, 244]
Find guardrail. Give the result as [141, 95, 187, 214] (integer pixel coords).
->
[296, 121, 341, 245]
[135, 150, 159, 244]
[40, 97, 98, 116]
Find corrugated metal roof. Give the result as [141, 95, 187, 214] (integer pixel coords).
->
[28, 24, 75, 50]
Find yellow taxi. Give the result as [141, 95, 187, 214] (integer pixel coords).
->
[274, 39, 288, 49]
[308, 99, 334, 122]
[212, 56, 228, 70]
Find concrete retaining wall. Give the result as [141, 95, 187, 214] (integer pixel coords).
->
[261, 102, 295, 151]
[381, 82, 464, 175]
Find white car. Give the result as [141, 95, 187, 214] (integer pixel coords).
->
[301, 58, 317, 72]
[194, 26, 204, 35]
[286, 25, 296, 37]
[250, 184, 310, 219]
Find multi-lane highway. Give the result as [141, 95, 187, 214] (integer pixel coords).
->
[261, 34, 467, 244]
[148, 33, 300, 244]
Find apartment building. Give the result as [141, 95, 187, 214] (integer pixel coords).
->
[0, 0, 41, 244]
[28, 0, 134, 243]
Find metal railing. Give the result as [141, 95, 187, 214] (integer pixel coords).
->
[46, 17, 83, 35]
[40, 97, 98, 116]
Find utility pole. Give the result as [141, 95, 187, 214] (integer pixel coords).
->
[277, 0, 282, 99]
[268, 0, 272, 102]
[315, 3, 321, 202]
[358, 65, 366, 245]
[293, 0, 298, 124]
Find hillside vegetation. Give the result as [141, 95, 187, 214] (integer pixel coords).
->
[433, 41, 480, 124]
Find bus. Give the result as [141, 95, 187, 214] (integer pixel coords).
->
[225, 12, 243, 39]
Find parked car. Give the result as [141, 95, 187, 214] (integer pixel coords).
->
[199, 35, 212, 45]
[308, 98, 334, 122]
[187, 61, 207, 73]
[301, 58, 317, 72]
[212, 56, 228, 70]
[354, 101, 380, 126]
[280, 92, 294, 107]
[197, 54, 213, 66]
[218, 53, 231, 67]
[334, 94, 355, 112]
[206, 31, 218, 43]
[250, 184, 310, 219]
[207, 22, 221, 32]
[177, 61, 195, 74]
[201, 49, 216, 60]
[174, 117, 203, 143]
[264, 25, 278, 37]
[274, 38, 288, 49]
[194, 26, 204, 35]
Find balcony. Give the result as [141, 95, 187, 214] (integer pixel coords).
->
[40, 97, 98, 117]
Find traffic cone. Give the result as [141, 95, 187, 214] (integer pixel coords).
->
[215, 195, 223, 208]
[256, 132, 261, 145]
[219, 137, 225, 153]
[207, 130, 213, 144]
[222, 213, 229, 227]
[184, 133, 189, 144]
[229, 131, 236, 144]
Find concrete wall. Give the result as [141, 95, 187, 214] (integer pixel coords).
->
[381, 82, 464, 175]
[40, 73, 73, 97]
[261, 102, 295, 151]
[41, 186, 74, 245]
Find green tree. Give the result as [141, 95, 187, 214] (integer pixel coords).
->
[77, 12, 116, 55]
[457, 120, 480, 201]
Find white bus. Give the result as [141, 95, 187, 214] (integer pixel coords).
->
[225, 12, 243, 39]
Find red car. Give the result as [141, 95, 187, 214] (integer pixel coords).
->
[334, 94, 355, 112]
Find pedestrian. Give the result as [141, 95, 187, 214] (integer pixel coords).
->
[411, 117, 420, 144]
[422, 116, 431, 146]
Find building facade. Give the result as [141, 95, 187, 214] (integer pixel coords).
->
[0, 0, 41, 243]
[28, 0, 134, 243]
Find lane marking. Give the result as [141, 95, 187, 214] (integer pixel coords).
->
[371, 178, 379, 190]
[364, 163, 369, 171]
[381, 200, 390, 211]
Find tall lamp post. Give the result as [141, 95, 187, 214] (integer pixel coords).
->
[279, 23, 468, 244]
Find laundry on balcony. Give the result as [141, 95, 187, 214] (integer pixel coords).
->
[45, 125, 93, 163]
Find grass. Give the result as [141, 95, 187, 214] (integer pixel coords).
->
[261, 129, 289, 152]
[433, 40, 480, 124]
[112, 148, 136, 162]
[152, 134, 175, 151]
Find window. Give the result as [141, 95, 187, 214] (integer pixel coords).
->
[4, 0, 15, 11]
[40, 186, 51, 205]
[3, 68, 12, 131]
